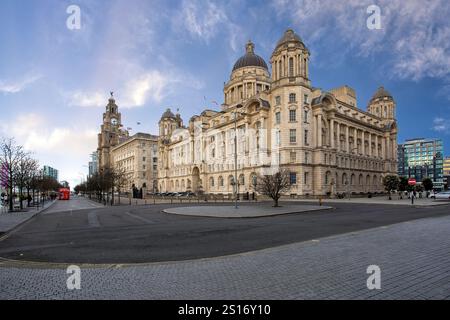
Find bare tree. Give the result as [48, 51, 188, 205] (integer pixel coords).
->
[13, 153, 35, 210]
[24, 158, 40, 206]
[112, 167, 129, 205]
[0, 138, 25, 211]
[256, 169, 291, 207]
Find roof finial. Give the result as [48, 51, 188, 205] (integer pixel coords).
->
[246, 40, 255, 54]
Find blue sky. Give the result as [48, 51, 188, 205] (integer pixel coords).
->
[1, 0, 450, 187]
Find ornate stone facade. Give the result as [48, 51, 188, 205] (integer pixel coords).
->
[97, 94, 158, 192]
[158, 29, 398, 197]
[111, 133, 159, 192]
[97, 93, 129, 172]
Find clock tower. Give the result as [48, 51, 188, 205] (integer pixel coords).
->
[97, 92, 128, 172]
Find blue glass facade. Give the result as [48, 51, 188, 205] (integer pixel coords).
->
[397, 138, 444, 190]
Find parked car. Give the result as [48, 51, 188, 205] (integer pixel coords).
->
[430, 191, 450, 200]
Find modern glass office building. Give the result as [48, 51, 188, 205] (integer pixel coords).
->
[397, 138, 444, 191]
[88, 151, 98, 177]
[42, 165, 59, 181]
[444, 156, 450, 189]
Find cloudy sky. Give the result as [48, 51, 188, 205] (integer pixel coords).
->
[1, 0, 450, 187]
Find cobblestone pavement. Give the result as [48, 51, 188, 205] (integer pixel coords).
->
[1, 214, 450, 300]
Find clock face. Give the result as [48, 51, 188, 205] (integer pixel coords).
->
[111, 118, 118, 125]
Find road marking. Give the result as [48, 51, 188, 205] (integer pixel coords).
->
[124, 211, 154, 224]
[87, 211, 101, 228]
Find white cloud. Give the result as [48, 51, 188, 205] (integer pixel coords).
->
[180, 0, 228, 41]
[273, 0, 450, 81]
[176, 0, 243, 52]
[0, 113, 98, 188]
[432, 117, 450, 133]
[68, 91, 106, 108]
[0, 114, 97, 155]
[67, 68, 204, 109]
[0, 74, 42, 94]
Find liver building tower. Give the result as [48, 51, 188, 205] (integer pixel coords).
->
[158, 29, 398, 197]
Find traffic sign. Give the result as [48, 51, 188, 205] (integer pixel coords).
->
[408, 178, 417, 186]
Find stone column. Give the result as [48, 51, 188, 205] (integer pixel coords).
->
[345, 126, 350, 153]
[330, 119, 335, 149]
[375, 135, 379, 157]
[368, 133, 372, 157]
[317, 114, 323, 147]
[362, 131, 365, 156]
[336, 122, 341, 151]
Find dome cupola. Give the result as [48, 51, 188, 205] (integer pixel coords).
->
[232, 40, 268, 72]
[160, 108, 176, 121]
[370, 86, 394, 102]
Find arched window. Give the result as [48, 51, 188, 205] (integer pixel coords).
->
[219, 176, 224, 187]
[239, 174, 245, 186]
[209, 177, 215, 187]
[342, 173, 348, 185]
[325, 171, 331, 185]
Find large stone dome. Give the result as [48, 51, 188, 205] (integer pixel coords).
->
[371, 86, 394, 102]
[232, 41, 268, 72]
[160, 108, 176, 121]
[273, 29, 307, 52]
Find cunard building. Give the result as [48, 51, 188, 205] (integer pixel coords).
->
[157, 29, 398, 197]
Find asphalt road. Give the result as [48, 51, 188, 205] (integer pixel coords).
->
[0, 196, 449, 264]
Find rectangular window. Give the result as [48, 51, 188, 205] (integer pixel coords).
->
[304, 94, 309, 104]
[275, 96, 281, 105]
[290, 129, 297, 143]
[290, 152, 296, 163]
[304, 109, 308, 123]
[275, 112, 281, 125]
[290, 172, 297, 185]
[143, 157, 146, 162]
[305, 152, 309, 164]
[289, 110, 296, 122]
[304, 130, 309, 145]
[304, 172, 309, 184]
[289, 93, 296, 103]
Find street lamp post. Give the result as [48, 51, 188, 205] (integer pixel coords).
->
[234, 110, 238, 209]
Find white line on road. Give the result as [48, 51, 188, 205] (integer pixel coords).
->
[87, 212, 101, 228]
[124, 212, 155, 224]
